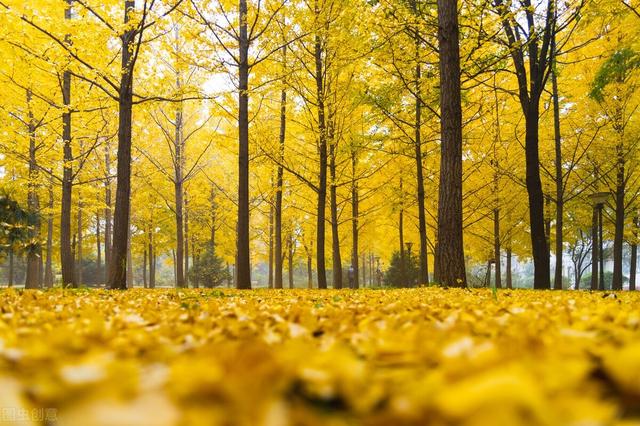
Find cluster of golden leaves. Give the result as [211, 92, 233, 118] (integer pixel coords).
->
[1, 288, 640, 425]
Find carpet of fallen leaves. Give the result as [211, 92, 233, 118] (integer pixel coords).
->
[1, 288, 640, 426]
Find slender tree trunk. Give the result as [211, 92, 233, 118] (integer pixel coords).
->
[76, 198, 83, 286]
[351, 149, 359, 289]
[185, 193, 190, 287]
[60, 1, 75, 288]
[148, 228, 155, 289]
[25, 89, 41, 289]
[307, 252, 313, 288]
[235, 0, 251, 289]
[413, 32, 429, 286]
[172, 250, 177, 286]
[143, 248, 147, 288]
[630, 216, 638, 291]
[369, 253, 374, 287]
[552, 64, 564, 290]
[362, 252, 366, 287]
[174, 110, 185, 288]
[288, 233, 294, 289]
[485, 260, 492, 287]
[172, 23, 187, 289]
[612, 140, 626, 291]
[127, 223, 133, 288]
[191, 236, 197, 288]
[210, 187, 217, 250]
[399, 178, 405, 286]
[96, 211, 102, 283]
[492, 77, 502, 290]
[104, 143, 112, 283]
[275, 46, 286, 290]
[314, 26, 328, 290]
[591, 204, 599, 290]
[407, 0, 429, 286]
[44, 179, 54, 287]
[435, 0, 466, 287]
[506, 245, 512, 289]
[329, 127, 342, 289]
[545, 195, 552, 249]
[108, 0, 136, 290]
[268, 201, 274, 289]
[494, 208, 501, 289]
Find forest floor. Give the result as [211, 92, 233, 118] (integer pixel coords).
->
[0, 288, 639, 426]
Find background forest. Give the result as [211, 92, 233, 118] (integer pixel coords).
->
[1, 0, 639, 290]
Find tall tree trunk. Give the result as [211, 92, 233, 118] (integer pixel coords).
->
[172, 250, 177, 286]
[191, 236, 197, 288]
[143, 248, 147, 288]
[329, 126, 342, 289]
[369, 253, 374, 287]
[435, 0, 466, 287]
[399, 178, 405, 286]
[25, 89, 41, 289]
[185, 193, 190, 287]
[275, 45, 286, 290]
[104, 143, 112, 283]
[210, 188, 217, 250]
[76, 198, 83, 286]
[236, 0, 251, 289]
[492, 77, 502, 290]
[307, 252, 313, 288]
[506, 246, 512, 289]
[525, 107, 551, 289]
[288, 233, 294, 289]
[61, 1, 75, 288]
[552, 61, 564, 290]
[44, 179, 54, 287]
[485, 260, 492, 287]
[612, 140, 626, 291]
[96, 211, 102, 283]
[127, 227, 133, 289]
[412, 28, 429, 286]
[174, 107, 185, 288]
[173, 23, 187, 289]
[545, 195, 552, 248]
[314, 24, 328, 290]
[351, 149, 359, 289]
[148, 228, 155, 289]
[495, 0, 553, 290]
[108, 0, 136, 290]
[630, 216, 638, 291]
[268, 201, 274, 289]
[494, 208, 501, 289]
[591, 204, 599, 290]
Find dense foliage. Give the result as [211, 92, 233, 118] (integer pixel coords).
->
[384, 251, 419, 287]
[0, 192, 37, 258]
[188, 247, 231, 288]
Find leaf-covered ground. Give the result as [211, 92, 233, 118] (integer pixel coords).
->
[1, 288, 640, 426]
